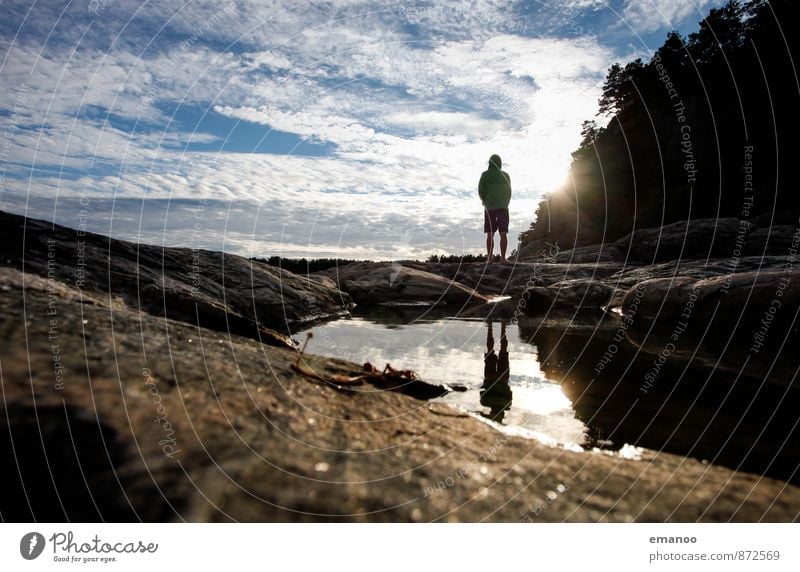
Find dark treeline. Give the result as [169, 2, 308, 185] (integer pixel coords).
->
[253, 256, 361, 274]
[426, 253, 487, 263]
[255, 253, 488, 273]
[521, 0, 800, 251]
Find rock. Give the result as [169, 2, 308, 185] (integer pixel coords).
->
[615, 217, 744, 263]
[518, 315, 800, 482]
[518, 204, 800, 265]
[0, 210, 353, 341]
[620, 271, 800, 384]
[3, 265, 799, 522]
[552, 244, 628, 263]
[742, 225, 798, 256]
[406, 261, 623, 296]
[517, 243, 627, 264]
[752, 209, 800, 227]
[622, 271, 800, 329]
[608, 255, 788, 290]
[615, 216, 800, 264]
[403, 260, 518, 295]
[521, 279, 619, 314]
[318, 261, 489, 305]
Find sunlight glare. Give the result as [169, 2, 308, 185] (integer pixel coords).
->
[512, 383, 573, 416]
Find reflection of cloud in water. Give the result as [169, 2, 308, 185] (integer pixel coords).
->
[439, 383, 587, 448]
[299, 316, 589, 447]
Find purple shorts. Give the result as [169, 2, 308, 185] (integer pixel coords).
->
[484, 208, 509, 234]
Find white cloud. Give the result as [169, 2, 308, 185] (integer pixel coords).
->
[212, 32, 612, 196]
[622, 0, 719, 33]
[1, 1, 621, 259]
[383, 110, 510, 136]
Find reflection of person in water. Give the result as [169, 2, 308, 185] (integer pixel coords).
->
[481, 319, 512, 423]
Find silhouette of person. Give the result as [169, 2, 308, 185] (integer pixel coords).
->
[481, 319, 512, 423]
[478, 154, 512, 262]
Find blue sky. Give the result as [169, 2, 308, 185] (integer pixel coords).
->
[0, 0, 725, 259]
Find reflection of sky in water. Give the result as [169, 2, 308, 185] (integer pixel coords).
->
[297, 317, 589, 447]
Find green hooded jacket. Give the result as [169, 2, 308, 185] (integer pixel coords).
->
[478, 165, 511, 209]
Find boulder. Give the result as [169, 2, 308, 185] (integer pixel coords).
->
[620, 271, 800, 383]
[517, 242, 627, 264]
[742, 225, 799, 256]
[615, 217, 744, 263]
[608, 255, 789, 290]
[410, 261, 623, 296]
[517, 207, 800, 267]
[0, 210, 352, 340]
[551, 244, 628, 264]
[621, 271, 800, 329]
[521, 279, 618, 315]
[615, 216, 800, 264]
[319, 261, 489, 305]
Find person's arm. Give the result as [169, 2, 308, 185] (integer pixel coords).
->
[505, 173, 512, 204]
[478, 172, 486, 205]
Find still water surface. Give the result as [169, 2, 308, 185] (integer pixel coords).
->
[297, 306, 799, 483]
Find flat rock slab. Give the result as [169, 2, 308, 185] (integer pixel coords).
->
[319, 261, 489, 305]
[2, 266, 799, 522]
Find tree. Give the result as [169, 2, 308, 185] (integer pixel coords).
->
[598, 63, 624, 116]
[579, 120, 602, 149]
[597, 59, 647, 116]
[688, 0, 746, 64]
[653, 31, 689, 76]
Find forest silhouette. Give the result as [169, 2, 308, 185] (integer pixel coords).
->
[520, 0, 799, 253]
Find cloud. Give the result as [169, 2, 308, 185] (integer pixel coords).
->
[213, 33, 612, 191]
[622, 0, 720, 33]
[382, 110, 510, 136]
[1, 1, 622, 259]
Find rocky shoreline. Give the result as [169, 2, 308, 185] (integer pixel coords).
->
[1, 209, 799, 522]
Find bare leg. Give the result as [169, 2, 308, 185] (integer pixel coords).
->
[486, 232, 494, 260]
[499, 232, 508, 261]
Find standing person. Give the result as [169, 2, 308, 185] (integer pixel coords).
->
[478, 154, 512, 262]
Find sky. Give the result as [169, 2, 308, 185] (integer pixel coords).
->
[0, 0, 727, 260]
